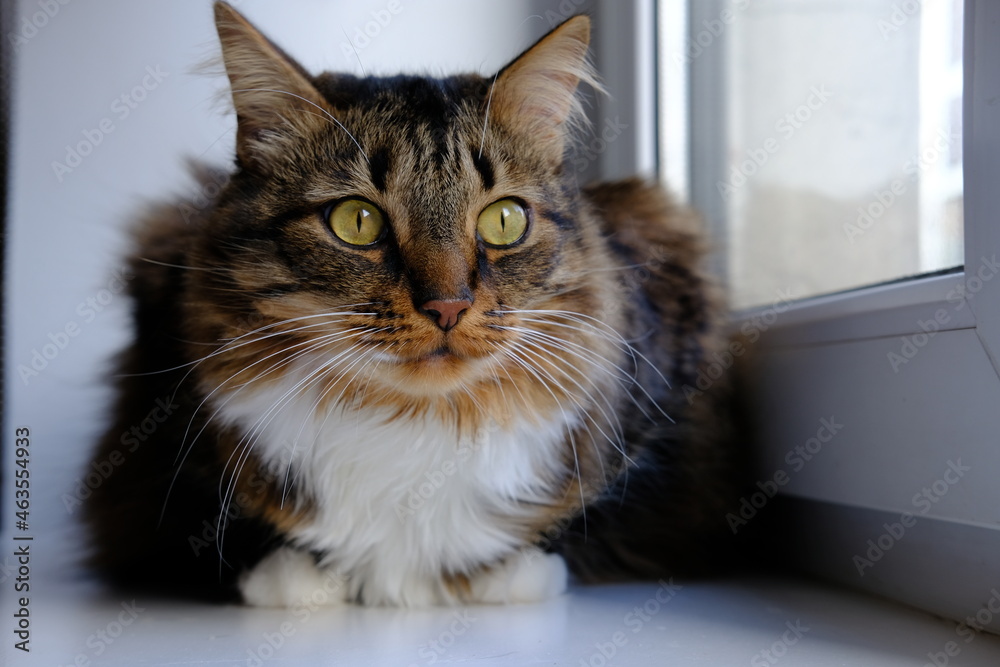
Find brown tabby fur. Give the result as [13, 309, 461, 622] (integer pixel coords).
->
[84, 2, 751, 603]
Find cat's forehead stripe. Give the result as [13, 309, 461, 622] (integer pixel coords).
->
[471, 149, 495, 191]
[369, 148, 390, 193]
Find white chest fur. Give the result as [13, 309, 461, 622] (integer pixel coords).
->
[214, 370, 576, 606]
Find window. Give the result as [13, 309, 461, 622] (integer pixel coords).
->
[655, 0, 1000, 630]
[720, 0, 964, 309]
[671, 0, 965, 309]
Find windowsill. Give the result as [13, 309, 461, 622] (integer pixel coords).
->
[10, 568, 1000, 665]
[732, 271, 976, 347]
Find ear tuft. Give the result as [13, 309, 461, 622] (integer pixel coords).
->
[213, 1, 330, 168]
[489, 16, 602, 161]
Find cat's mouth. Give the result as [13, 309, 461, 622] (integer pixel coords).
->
[420, 347, 452, 360]
[370, 343, 483, 397]
[397, 335, 488, 365]
[363, 329, 504, 395]
[407, 345, 463, 365]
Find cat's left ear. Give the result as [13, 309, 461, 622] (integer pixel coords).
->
[213, 1, 331, 170]
[489, 16, 599, 163]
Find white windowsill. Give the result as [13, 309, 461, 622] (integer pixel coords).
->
[733, 270, 975, 347]
[8, 569, 1000, 666]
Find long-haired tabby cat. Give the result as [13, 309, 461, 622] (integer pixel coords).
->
[85, 2, 748, 607]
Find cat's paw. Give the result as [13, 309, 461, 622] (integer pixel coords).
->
[469, 549, 568, 604]
[239, 547, 347, 608]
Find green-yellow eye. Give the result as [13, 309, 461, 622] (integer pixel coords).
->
[328, 199, 386, 246]
[477, 198, 528, 247]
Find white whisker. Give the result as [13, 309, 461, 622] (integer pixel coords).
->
[508, 339, 630, 465]
[159, 322, 380, 525]
[230, 88, 369, 163]
[478, 71, 500, 159]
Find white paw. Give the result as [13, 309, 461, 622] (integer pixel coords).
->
[239, 547, 347, 608]
[469, 549, 568, 604]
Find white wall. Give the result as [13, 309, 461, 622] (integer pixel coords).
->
[3, 0, 565, 567]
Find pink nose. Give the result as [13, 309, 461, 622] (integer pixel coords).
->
[420, 299, 472, 332]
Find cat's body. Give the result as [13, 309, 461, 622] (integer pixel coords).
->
[85, 3, 747, 607]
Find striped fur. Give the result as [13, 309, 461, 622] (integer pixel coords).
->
[84, 2, 749, 606]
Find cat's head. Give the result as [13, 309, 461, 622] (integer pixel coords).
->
[191, 3, 623, 419]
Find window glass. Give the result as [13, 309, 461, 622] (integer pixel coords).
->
[705, 0, 964, 309]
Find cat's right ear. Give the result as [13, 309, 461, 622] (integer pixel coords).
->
[488, 16, 600, 165]
[213, 2, 330, 169]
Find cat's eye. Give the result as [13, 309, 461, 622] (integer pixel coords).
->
[477, 199, 528, 248]
[327, 199, 386, 246]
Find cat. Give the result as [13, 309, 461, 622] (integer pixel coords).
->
[84, 1, 750, 607]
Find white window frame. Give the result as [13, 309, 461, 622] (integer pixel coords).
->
[601, 0, 1000, 629]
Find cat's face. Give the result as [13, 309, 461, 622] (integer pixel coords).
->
[193, 5, 619, 412]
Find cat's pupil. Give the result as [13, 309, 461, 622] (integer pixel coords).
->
[500, 209, 507, 231]
[356, 211, 363, 233]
